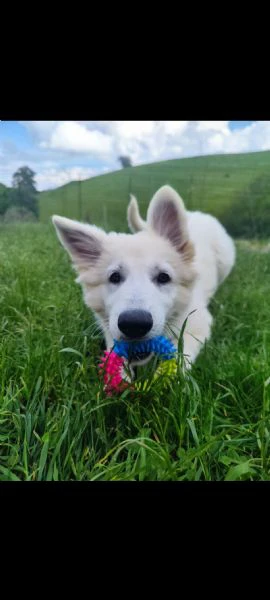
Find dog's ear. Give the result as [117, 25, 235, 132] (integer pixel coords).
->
[52, 215, 105, 268]
[127, 195, 147, 233]
[146, 185, 194, 260]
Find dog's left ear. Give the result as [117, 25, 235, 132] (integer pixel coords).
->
[52, 215, 106, 269]
[147, 186, 194, 260]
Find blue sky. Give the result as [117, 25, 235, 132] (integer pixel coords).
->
[228, 121, 255, 130]
[0, 121, 267, 190]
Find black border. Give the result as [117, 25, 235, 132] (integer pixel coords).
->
[1, 61, 268, 120]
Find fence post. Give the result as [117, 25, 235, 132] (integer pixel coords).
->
[128, 174, 132, 201]
[62, 185, 65, 216]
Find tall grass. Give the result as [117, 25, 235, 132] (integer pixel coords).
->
[0, 224, 269, 480]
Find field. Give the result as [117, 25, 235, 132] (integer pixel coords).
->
[40, 151, 270, 237]
[0, 220, 269, 481]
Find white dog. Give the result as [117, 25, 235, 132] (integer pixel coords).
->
[52, 185, 235, 369]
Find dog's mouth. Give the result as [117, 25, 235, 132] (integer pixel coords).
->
[114, 336, 153, 365]
[129, 350, 151, 363]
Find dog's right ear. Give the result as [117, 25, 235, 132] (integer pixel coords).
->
[52, 215, 106, 268]
[127, 195, 147, 233]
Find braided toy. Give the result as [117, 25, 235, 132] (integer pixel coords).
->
[99, 335, 177, 395]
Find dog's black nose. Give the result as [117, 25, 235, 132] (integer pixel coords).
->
[118, 310, 153, 338]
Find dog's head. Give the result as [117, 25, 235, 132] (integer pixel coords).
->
[52, 186, 196, 351]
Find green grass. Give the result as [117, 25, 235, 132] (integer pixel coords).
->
[0, 222, 269, 481]
[40, 150, 270, 237]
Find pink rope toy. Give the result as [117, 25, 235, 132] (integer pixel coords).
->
[98, 351, 129, 394]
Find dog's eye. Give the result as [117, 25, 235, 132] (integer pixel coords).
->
[109, 271, 122, 284]
[156, 272, 171, 285]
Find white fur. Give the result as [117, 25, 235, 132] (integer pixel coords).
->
[52, 185, 235, 369]
[182, 210, 235, 362]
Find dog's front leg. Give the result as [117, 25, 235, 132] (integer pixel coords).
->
[183, 308, 213, 367]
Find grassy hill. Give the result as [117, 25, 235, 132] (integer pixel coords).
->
[39, 151, 270, 237]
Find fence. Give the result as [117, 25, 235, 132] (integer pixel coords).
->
[38, 161, 270, 239]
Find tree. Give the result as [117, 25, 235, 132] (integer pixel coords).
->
[11, 166, 39, 217]
[118, 155, 132, 168]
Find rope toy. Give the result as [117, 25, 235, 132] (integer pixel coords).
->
[99, 335, 177, 394]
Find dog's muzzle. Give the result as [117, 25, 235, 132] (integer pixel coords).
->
[118, 310, 153, 339]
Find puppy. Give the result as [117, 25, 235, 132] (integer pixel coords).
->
[52, 185, 235, 369]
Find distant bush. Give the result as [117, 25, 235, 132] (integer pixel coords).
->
[118, 156, 132, 168]
[3, 206, 37, 224]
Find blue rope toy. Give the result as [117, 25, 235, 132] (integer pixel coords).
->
[113, 335, 176, 360]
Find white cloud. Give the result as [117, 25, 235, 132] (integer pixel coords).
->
[40, 121, 113, 156]
[3, 121, 270, 192]
[223, 121, 270, 153]
[20, 120, 270, 170]
[207, 133, 226, 152]
[113, 121, 156, 139]
[163, 121, 188, 135]
[36, 166, 109, 190]
[0, 154, 109, 191]
[21, 121, 58, 140]
[196, 121, 230, 134]
[170, 144, 183, 155]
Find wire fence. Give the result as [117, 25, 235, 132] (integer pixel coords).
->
[35, 162, 270, 238]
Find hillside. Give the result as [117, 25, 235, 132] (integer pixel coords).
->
[0, 182, 7, 196]
[29, 150, 270, 236]
[0, 183, 8, 215]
